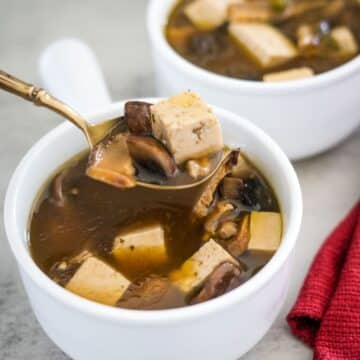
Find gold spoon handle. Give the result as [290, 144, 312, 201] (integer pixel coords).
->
[0, 70, 91, 141]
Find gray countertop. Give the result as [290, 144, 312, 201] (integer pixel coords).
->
[0, 1, 359, 359]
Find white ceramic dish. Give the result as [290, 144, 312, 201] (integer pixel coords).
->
[4, 40, 302, 360]
[147, 0, 360, 160]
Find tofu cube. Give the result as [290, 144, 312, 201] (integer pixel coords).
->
[113, 224, 168, 270]
[229, 22, 298, 68]
[66, 256, 130, 306]
[184, 0, 229, 31]
[151, 92, 223, 164]
[170, 239, 238, 294]
[263, 67, 314, 82]
[331, 26, 358, 57]
[248, 212, 282, 252]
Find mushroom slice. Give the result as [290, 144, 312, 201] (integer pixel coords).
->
[231, 152, 254, 178]
[49, 168, 69, 206]
[49, 250, 93, 286]
[220, 177, 245, 200]
[217, 221, 238, 240]
[241, 176, 278, 211]
[125, 101, 153, 135]
[204, 201, 237, 235]
[227, 214, 250, 257]
[190, 262, 242, 305]
[117, 276, 183, 310]
[192, 150, 239, 219]
[87, 133, 136, 189]
[126, 135, 177, 178]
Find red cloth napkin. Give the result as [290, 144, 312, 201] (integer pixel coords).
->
[287, 201, 360, 360]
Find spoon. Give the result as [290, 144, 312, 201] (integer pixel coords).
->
[0, 70, 119, 147]
[0, 70, 226, 190]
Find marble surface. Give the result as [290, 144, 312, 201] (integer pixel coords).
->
[0, 1, 359, 359]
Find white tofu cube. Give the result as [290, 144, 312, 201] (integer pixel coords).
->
[170, 239, 238, 294]
[229, 22, 298, 68]
[151, 92, 223, 164]
[66, 256, 130, 306]
[248, 212, 282, 252]
[263, 67, 314, 82]
[185, 0, 229, 30]
[113, 224, 168, 268]
[331, 26, 358, 57]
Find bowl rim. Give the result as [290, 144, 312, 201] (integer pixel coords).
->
[147, 0, 360, 95]
[4, 100, 302, 324]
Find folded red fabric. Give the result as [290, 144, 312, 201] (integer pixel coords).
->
[287, 201, 360, 360]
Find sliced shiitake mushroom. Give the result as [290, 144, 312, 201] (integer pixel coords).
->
[241, 176, 278, 211]
[117, 275, 172, 310]
[49, 250, 92, 286]
[190, 262, 242, 305]
[217, 221, 238, 240]
[125, 101, 153, 135]
[231, 152, 255, 178]
[192, 150, 239, 219]
[220, 177, 245, 200]
[49, 169, 69, 206]
[87, 133, 136, 189]
[227, 214, 250, 257]
[203, 201, 238, 235]
[126, 135, 177, 178]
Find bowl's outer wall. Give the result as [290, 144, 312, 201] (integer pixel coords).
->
[149, 0, 360, 160]
[5, 102, 301, 360]
[20, 258, 292, 360]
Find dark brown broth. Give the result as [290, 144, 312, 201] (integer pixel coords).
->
[29, 151, 280, 310]
[166, 0, 360, 80]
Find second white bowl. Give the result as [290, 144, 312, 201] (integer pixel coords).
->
[147, 0, 360, 160]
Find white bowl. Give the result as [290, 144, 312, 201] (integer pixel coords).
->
[4, 98, 302, 360]
[147, 0, 360, 160]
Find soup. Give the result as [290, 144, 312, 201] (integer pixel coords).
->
[29, 92, 281, 310]
[166, 0, 360, 81]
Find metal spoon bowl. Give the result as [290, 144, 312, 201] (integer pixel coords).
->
[0, 70, 223, 190]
